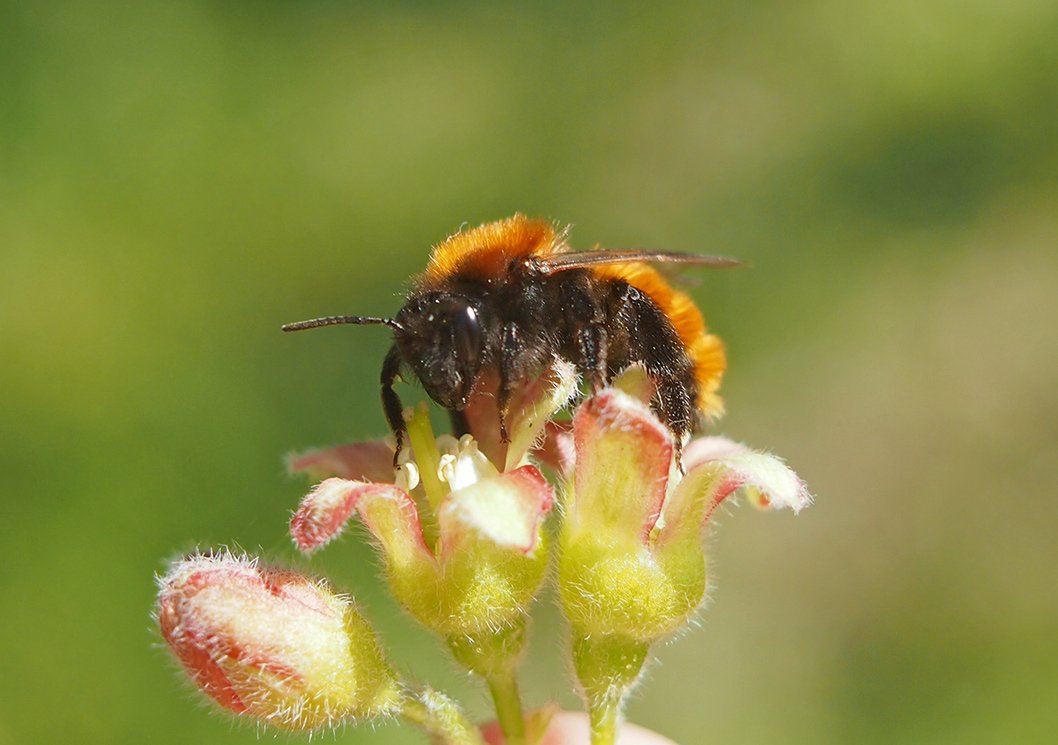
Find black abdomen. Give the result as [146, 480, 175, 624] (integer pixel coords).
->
[524, 270, 700, 443]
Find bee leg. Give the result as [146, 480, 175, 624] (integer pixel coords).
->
[498, 407, 509, 444]
[449, 409, 470, 438]
[380, 345, 406, 467]
[564, 279, 610, 392]
[672, 422, 686, 474]
[620, 288, 696, 473]
[664, 381, 694, 474]
[603, 281, 640, 387]
[655, 377, 690, 473]
[497, 322, 522, 443]
[577, 323, 609, 393]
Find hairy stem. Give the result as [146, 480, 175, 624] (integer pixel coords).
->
[571, 633, 649, 745]
[588, 692, 620, 745]
[400, 687, 486, 745]
[488, 673, 526, 745]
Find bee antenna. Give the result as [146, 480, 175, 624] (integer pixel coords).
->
[281, 316, 402, 332]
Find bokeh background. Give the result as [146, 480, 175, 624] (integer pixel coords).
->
[3, 1, 1057, 743]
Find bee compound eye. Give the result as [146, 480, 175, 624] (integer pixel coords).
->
[451, 302, 481, 366]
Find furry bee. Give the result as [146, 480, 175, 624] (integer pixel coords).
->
[283, 214, 738, 462]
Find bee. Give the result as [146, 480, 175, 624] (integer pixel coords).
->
[283, 214, 739, 464]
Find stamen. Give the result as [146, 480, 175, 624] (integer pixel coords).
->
[438, 437, 496, 492]
[394, 461, 420, 492]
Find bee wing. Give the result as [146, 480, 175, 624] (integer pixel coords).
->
[530, 250, 745, 275]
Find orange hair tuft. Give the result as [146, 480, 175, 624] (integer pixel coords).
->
[419, 214, 559, 288]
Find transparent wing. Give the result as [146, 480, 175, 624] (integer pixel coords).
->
[530, 250, 745, 275]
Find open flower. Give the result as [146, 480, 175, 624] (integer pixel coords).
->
[290, 429, 554, 656]
[288, 360, 578, 745]
[556, 372, 810, 739]
[155, 552, 401, 732]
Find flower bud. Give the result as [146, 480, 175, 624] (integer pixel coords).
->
[156, 552, 401, 732]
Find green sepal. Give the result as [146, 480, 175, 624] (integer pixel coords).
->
[558, 528, 704, 641]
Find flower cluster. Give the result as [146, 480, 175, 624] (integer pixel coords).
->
[155, 361, 809, 745]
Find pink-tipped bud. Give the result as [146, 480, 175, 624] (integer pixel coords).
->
[156, 552, 400, 732]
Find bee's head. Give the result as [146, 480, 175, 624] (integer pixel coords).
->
[394, 292, 485, 410]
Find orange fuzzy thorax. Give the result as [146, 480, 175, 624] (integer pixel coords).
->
[419, 214, 559, 287]
[420, 215, 725, 416]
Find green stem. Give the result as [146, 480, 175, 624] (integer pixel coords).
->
[400, 687, 486, 745]
[487, 673, 527, 745]
[588, 692, 620, 745]
[571, 633, 649, 745]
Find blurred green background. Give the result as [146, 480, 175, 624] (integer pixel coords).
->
[3, 1, 1057, 743]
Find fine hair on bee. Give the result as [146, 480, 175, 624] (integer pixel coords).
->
[283, 214, 740, 467]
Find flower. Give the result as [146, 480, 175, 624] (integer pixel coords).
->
[155, 552, 401, 732]
[288, 361, 577, 680]
[555, 369, 811, 735]
[290, 437, 553, 667]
